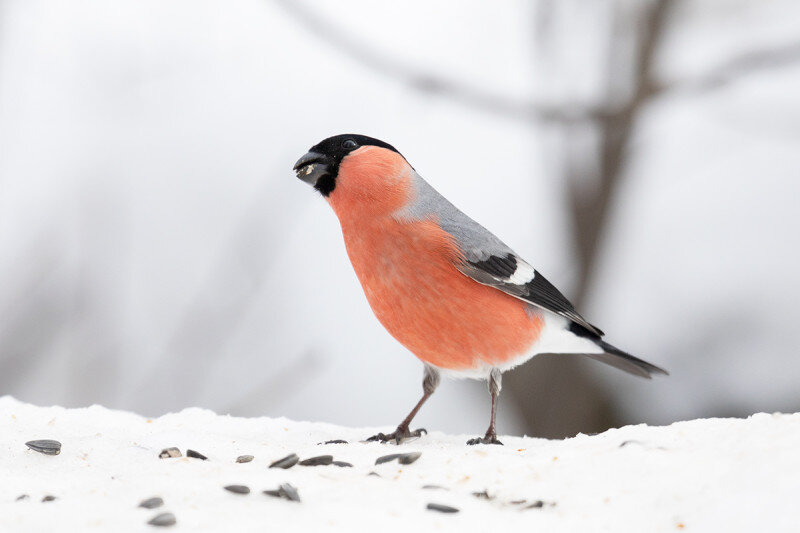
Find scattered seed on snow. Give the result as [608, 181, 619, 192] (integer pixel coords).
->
[148, 512, 177, 526]
[333, 461, 353, 467]
[25, 439, 61, 455]
[299, 455, 333, 466]
[426, 503, 459, 513]
[521, 500, 556, 510]
[139, 497, 164, 509]
[158, 448, 181, 459]
[422, 485, 448, 490]
[278, 484, 300, 502]
[472, 490, 492, 500]
[376, 452, 421, 465]
[224, 485, 250, 495]
[236, 455, 254, 463]
[186, 449, 208, 460]
[509, 499, 527, 505]
[319, 439, 348, 445]
[263, 484, 300, 502]
[41, 495, 56, 502]
[367, 471, 380, 477]
[269, 453, 299, 469]
[375, 453, 401, 465]
[16, 494, 29, 501]
[398, 452, 421, 465]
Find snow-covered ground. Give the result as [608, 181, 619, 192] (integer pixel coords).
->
[2, 0, 800, 439]
[2, 396, 798, 532]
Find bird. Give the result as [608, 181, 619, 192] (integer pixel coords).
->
[294, 134, 667, 445]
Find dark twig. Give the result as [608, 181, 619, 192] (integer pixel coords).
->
[274, 0, 800, 125]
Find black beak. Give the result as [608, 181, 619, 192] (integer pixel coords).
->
[294, 151, 332, 186]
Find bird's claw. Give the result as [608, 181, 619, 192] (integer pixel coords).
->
[366, 427, 427, 444]
[466, 434, 503, 446]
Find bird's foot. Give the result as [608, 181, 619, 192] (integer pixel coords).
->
[366, 426, 427, 444]
[466, 433, 503, 446]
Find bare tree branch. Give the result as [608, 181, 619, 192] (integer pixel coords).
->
[503, 0, 675, 439]
[272, 0, 607, 123]
[275, 0, 800, 125]
[651, 39, 800, 97]
[568, 0, 674, 304]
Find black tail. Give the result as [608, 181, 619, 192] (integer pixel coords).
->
[568, 323, 668, 379]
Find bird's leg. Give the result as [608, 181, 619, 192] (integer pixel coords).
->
[467, 369, 504, 445]
[367, 365, 440, 444]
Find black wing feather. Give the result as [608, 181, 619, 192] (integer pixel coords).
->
[463, 254, 604, 337]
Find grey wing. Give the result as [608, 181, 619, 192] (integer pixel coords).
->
[399, 172, 604, 337]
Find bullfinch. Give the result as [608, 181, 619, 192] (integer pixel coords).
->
[294, 134, 667, 445]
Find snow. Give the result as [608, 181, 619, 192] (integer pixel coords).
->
[2, 397, 799, 532]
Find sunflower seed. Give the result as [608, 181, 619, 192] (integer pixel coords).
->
[367, 471, 380, 477]
[318, 439, 348, 445]
[422, 485, 448, 490]
[186, 449, 207, 460]
[25, 440, 61, 456]
[42, 495, 56, 502]
[224, 485, 250, 495]
[236, 455, 254, 463]
[426, 503, 459, 513]
[269, 453, 299, 469]
[298, 455, 333, 466]
[376, 452, 421, 465]
[332, 461, 353, 467]
[522, 500, 549, 509]
[263, 484, 300, 502]
[398, 452, 421, 465]
[375, 453, 401, 465]
[278, 484, 300, 502]
[148, 512, 176, 526]
[139, 497, 164, 509]
[472, 490, 492, 500]
[158, 448, 181, 459]
[16, 494, 29, 501]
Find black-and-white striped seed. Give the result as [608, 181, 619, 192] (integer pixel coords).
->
[25, 440, 61, 456]
[332, 461, 353, 468]
[236, 455, 254, 463]
[158, 448, 181, 459]
[41, 495, 56, 502]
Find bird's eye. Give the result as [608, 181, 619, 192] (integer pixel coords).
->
[342, 139, 358, 150]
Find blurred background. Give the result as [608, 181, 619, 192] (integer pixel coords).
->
[1, 0, 799, 438]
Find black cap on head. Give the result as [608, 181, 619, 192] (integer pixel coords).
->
[293, 134, 401, 196]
